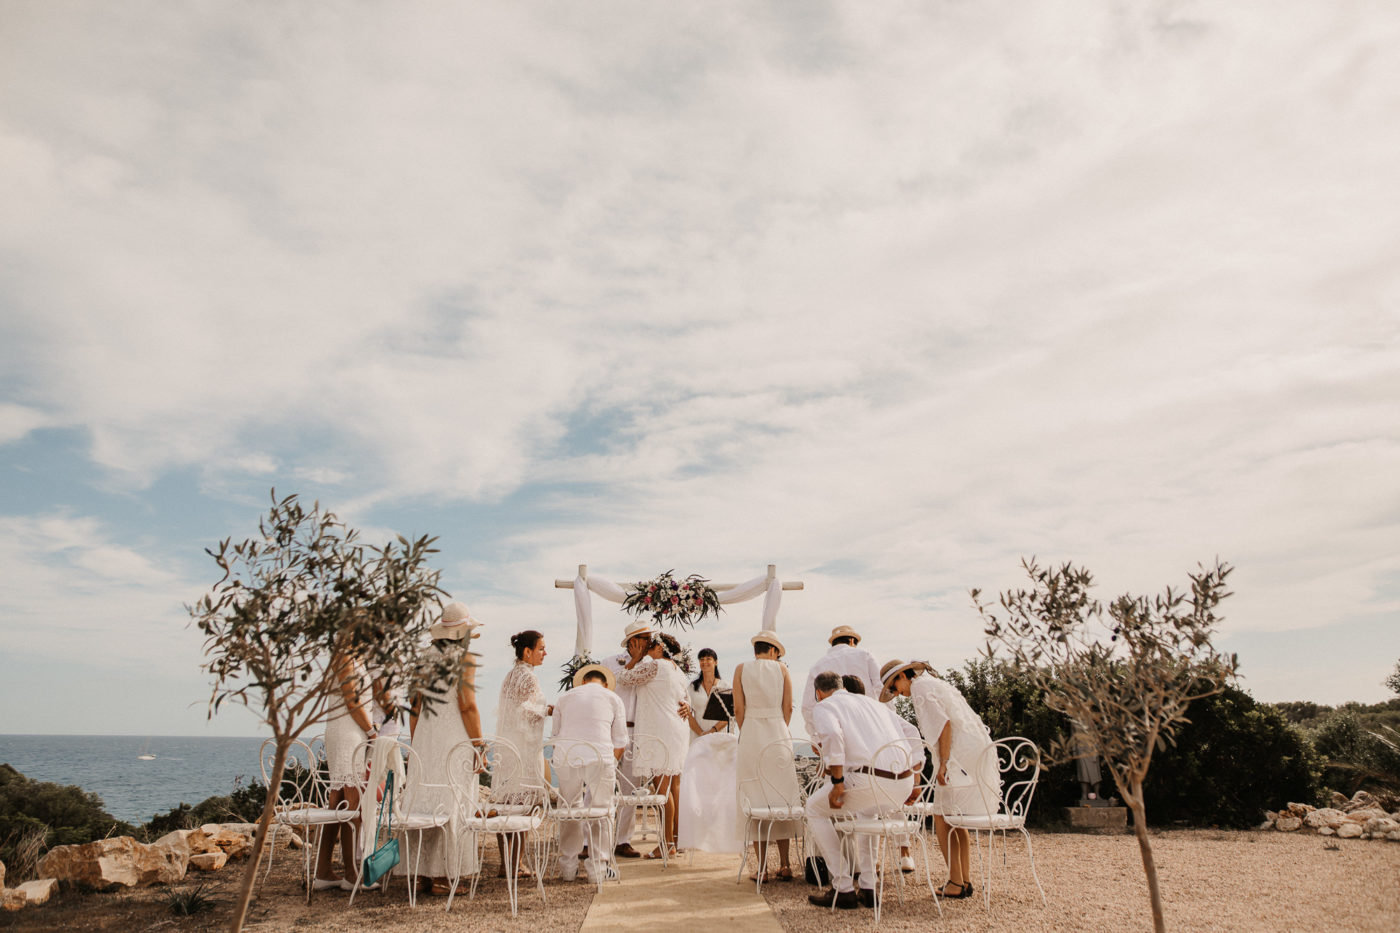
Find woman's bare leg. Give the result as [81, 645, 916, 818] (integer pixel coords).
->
[339, 786, 361, 883]
[314, 788, 345, 881]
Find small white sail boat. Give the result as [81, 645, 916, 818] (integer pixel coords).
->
[137, 739, 156, 761]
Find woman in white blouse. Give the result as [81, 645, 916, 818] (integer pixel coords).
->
[494, 630, 551, 879]
[617, 632, 691, 858]
[687, 648, 732, 740]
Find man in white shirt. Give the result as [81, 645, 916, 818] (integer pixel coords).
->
[804, 671, 921, 910]
[800, 625, 885, 739]
[602, 619, 654, 858]
[552, 664, 628, 882]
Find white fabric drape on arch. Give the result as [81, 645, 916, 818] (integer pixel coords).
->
[570, 572, 783, 657]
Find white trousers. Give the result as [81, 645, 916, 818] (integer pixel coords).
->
[556, 755, 615, 867]
[804, 773, 913, 893]
[614, 727, 637, 847]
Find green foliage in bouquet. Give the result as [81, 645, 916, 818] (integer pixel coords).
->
[558, 653, 598, 692]
[621, 570, 721, 630]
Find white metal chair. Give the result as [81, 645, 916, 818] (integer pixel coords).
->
[543, 739, 618, 890]
[260, 736, 363, 903]
[737, 737, 806, 893]
[941, 736, 1046, 909]
[447, 737, 548, 917]
[829, 738, 941, 924]
[616, 732, 672, 865]
[374, 740, 452, 908]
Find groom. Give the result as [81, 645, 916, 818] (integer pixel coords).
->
[604, 620, 655, 858]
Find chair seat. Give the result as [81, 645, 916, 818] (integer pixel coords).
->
[462, 814, 544, 833]
[836, 818, 919, 835]
[902, 802, 941, 817]
[745, 806, 804, 820]
[945, 814, 1023, 831]
[552, 805, 614, 820]
[277, 807, 358, 825]
[618, 794, 665, 806]
[395, 813, 451, 831]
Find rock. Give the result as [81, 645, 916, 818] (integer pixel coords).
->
[1336, 823, 1363, 839]
[2, 889, 26, 911]
[1304, 808, 1347, 829]
[1329, 791, 1350, 808]
[187, 852, 228, 872]
[1275, 817, 1303, 832]
[1365, 818, 1400, 835]
[1342, 791, 1382, 813]
[199, 824, 254, 860]
[1347, 808, 1387, 823]
[16, 879, 57, 906]
[1319, 826, 1336, 836]
[1264, 810, 1280, 823]
[1387, 831, 1400, 842]
[1256, 819, 1274, 831]
[37, 837, 186, 889]
[1286, 802, 1314, 818]
[286, 833, 304, 849]
[0, 857, 5, 888]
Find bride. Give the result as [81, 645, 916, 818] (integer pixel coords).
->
[617, 633, 691, 857]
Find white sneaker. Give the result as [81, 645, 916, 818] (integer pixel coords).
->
[559, 858, 579, 882]
[900, 856, 916, 873]
[312, 877, 351, 891]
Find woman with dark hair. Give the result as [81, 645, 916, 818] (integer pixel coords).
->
[687, 648, 732, 741]
[618, 631, 691, 858]
[494, 629, 551, 879]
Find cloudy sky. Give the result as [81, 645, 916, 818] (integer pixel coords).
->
[1, 1, 1397, 739]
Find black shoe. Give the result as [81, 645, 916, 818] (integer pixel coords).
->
[857, 887, 878, 909]
[808, 888, 860, 909]
[614, 843, 642, 859]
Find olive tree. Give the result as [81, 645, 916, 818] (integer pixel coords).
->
[190, 491, 459, 933]
[975, 558, 1236, 933]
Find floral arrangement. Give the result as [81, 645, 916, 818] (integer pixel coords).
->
[621, 570, 722, 630]
[558, 653, 597, 692]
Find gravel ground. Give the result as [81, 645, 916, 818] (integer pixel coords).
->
[762, 829, 1400, 932]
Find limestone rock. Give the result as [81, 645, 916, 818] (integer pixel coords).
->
[0, 857, 6, 889]
[2, 889, 26, 911]
[1285, 802, 1314, 818]
[1304, 808, 1346, 829]
[1256, 819, 1274, 831]
[1342, 791, 1382, 813]
[1387, 831, 1400, 842]
[37, 836, 186, 889]
[1264, 810, 1280, 823]
[188, 852, 228, 872]
[1347, 808, 1387, 823]
[286, 833, 304, 849]
[1275, 817, 1303, 832]
[1319, 826, 1336, 836]
[1365, 818, 1399, 835]
[1329, 791, 1350, 809]
[1335, 822, 1363, 839]
[16, 879, 57, 906]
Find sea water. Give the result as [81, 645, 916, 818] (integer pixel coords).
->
[0, 734, 271, 824]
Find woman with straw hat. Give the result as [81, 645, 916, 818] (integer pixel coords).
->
[733, 630, 800, 882]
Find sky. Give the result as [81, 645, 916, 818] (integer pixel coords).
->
[1, 1, 1397, 740]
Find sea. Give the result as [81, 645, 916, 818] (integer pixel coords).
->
[0, 734, 275, 825]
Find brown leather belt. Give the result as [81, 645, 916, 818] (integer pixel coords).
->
[626, 721, 635, 728]
[850, 766, 914, 781]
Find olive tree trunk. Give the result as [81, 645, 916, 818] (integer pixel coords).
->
[1124, 781, 1166, 933]
[228, 737, 290, 933]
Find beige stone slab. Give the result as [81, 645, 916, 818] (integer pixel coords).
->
[580, 848, 782, 932]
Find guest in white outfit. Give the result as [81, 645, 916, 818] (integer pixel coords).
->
[804, 671, 921, 911]
[401, 603, 484, 897]
[494, 629, 551, 880]
[733, 630, 801, 882]
[617, 632, 691, 858]
[315, 641, 376, 891]
[881, 659, 998, 900]
[799, 625, 884, 740]
[602, 619, 654, 859]
[551, 664, 627, 883]
[687, 648, 732, 740]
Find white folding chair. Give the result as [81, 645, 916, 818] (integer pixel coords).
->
[942, 736, 1046, 909]
[374, 740, 452, 908]
[830, 738, 941, 924]
[616, 733, 671, 864]
[737, 738, 806, 892]
[543, 739, 618, 891]
[447, 737, 548, 917]
[262, 736, 363, 903]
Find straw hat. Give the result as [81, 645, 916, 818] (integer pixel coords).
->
[620, 618, 655, 647]
[572, 663, 616, 690]
[827, 624, 862, 645]
[750, 629, 786, 658]
[879, 659, 929, 703]
[429, 602, 483, 641]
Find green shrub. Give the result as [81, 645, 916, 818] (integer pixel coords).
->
[1143, 686, 1322, 827]
[0, 763, 136, 881]
[1308, 711, 1400, 797]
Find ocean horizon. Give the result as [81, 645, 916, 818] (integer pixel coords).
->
[0, 733, 272, 824]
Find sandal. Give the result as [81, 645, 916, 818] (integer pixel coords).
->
[940, 880, 969, 899]
[775, 867, 794, 882]
[429, 880, 452, 897]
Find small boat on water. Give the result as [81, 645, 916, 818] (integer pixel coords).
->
[137, 740, 156, 761]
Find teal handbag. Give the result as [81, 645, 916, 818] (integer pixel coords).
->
[361, 770, 400, 887]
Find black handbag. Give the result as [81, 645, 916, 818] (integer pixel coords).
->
[804, 854, 830, 886]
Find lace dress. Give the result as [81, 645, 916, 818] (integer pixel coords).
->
[618, 656, 689, 779]
[324, 660, 371, 790]
[909, 673, 1001, 816]
[495, 661, 549, 803]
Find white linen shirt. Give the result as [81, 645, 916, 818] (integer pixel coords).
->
[800, 643, 885, 736]
[811, 690, 920, 773]
[602, 652, 639, 724]
[551, 682, 629, 750]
